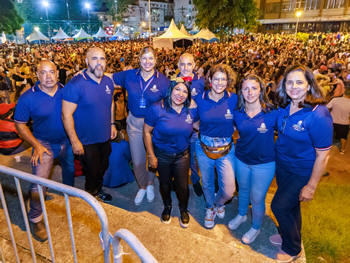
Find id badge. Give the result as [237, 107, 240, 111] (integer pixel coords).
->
[139, 97, 147, 108]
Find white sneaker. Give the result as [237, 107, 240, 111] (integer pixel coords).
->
[228, 215, 247, 230]
[242, 227, 261, 244]
[216, 205, 225, 219]
[146, 185, 155, 202]
[134, 189, 146, 205]
[204, 208, 216, 229]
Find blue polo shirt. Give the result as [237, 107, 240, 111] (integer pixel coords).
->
[113, 69, 169, 118]
[62, 70, 114, 145]
[14, 82, 67, 144]
[276, 104, 333, 177]
[145, 101, 198, 154]
[234, 109, 278, 165]
[177, 73, 205, 100]
[195, 90, 237, 138]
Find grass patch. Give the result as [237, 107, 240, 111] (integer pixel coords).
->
[301, 183, 350, 263]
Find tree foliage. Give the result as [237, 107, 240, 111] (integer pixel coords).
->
[103, 0, 134, 21]
[0, 0, 24, 34]
[193, 0, 259, 33]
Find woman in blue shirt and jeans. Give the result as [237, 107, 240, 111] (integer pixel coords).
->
[271, 65, 333, 262]
[143, 79, 197, 228]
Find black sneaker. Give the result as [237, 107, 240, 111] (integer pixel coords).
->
[95, 190, 112, 203]
[193, 182, 203, 196]
[161, 206, 172, 224]
[179, 210, 190, 228]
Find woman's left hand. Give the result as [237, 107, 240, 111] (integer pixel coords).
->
[299, 184, 316, 202]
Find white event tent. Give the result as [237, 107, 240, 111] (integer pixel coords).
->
[73, 28, 92, 40]
[26, 29, 49, 42]
[52, 27, 70, 40]
[153, 19, 193, 49]
[180, 24, 191, 37]
[93, 27, 109, 38]
[193, 28, 218, 41]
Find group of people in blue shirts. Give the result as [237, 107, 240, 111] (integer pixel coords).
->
[14, 45, 333, 263]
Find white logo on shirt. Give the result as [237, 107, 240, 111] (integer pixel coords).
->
[191, 88, 198, 97]
[257, 122, 268, 133]
[105, 85, 111, 95]
[293, 120, 305, 132]
[225, 109, 233, 119]
[150, 85, 159, 93]
[185, 114, 193, 124]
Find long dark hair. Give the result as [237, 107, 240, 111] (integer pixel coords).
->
[164, 80, 191, 111]
[237, 74, 273, 112]
[276, 65, 326, 108]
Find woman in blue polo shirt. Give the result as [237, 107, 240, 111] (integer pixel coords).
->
[143, 79, 196, 228]
[228, 74, 277, 244]
[113, 47, 170, 206]
[271, 65, 333, 262]
[194, 64, 237, 229]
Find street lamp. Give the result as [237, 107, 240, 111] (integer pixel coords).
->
[34, 26, 40, 32]
[85, 2, 91, 32]
[42, 1, 50, 37]
[295, 11, 302, 35]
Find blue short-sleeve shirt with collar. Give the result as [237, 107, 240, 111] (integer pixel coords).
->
[276, 104, 333, 176]
[62, 70, 114, 145]
[195, 90, 238, 138]
[113, 69, 170, 118]
[145, 101, 197, 154]
[234, 109, 278, 165]
[176, 73, 205, 99]
[14, 82, 67, 144]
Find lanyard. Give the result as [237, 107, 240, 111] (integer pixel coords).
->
[139, 75, 155, 97]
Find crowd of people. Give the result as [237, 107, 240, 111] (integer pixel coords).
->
[1, 32, 350, 262]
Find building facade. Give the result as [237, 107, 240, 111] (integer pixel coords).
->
[258, 0, 350, 32]
[173, 0, 197, 28]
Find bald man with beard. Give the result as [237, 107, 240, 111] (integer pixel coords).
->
[14, 60, 75, 242]
[62, 47, 116, 203]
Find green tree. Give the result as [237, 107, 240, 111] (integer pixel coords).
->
[0, 0, 24, 34]
[103, 0, 134, 22]
[193, 0, 259, 34]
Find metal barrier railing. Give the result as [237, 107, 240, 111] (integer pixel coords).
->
[0, 164, 157, 263]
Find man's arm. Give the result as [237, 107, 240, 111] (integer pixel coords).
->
[15, 122, 51, 166]
[61, 100, 84, 155]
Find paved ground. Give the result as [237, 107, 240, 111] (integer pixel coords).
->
[2, 139, 349, 262]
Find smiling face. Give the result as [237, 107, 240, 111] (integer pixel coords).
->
[36, 61, 58, 90]
[171, 83, 189, 107]
[178, 54, 195, 77]
[241, 79, 261, 105]
[140, 51, 156, 73]
[285, 70, 309, 103]
[210, 71, 228, 95]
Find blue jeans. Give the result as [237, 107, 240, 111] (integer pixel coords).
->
[235, 158, 275, 229]
[29, 140, 74, 223]
[195, 139, 235, 208]
[190, 131, 200, 184]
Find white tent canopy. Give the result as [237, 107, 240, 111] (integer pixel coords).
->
[52, 27, 70, 40]
[193, 28, 218, 41]
[180, 25, 191, 37]
[73, 28, 91, 39]
[93, 27, 109, 38]
[26, 29, 49, 42]
[153, 19, 193, 49]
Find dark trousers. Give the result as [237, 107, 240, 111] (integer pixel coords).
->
[80, 141, 111, 195]
[155, 148, 190, 212]
[271, 165, 309, 256]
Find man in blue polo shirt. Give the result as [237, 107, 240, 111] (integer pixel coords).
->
[177, 53, 204, 196]
[62, 47, 116, 203]
[14, 60, 74, 242]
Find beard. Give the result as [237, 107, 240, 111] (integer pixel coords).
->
[88, 63, 105, 78]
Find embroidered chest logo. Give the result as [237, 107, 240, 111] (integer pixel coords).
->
[150, 85, 159, 93]
[191, 88, 198, 97]
[293, 120, 305, 132]
[105, 85, 111, 95]
[257, 122, 268, 133]
[225, 109, 233, 119]
[185, 114, 193, 124]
